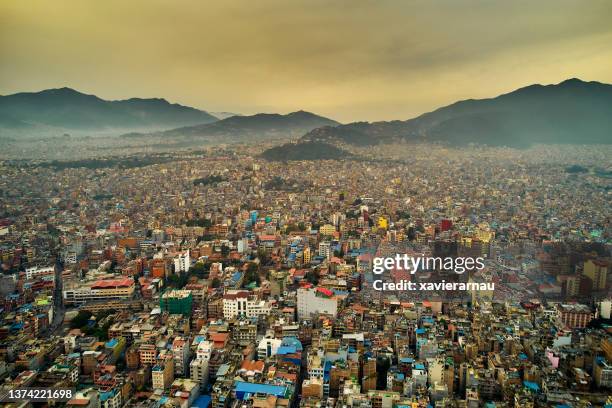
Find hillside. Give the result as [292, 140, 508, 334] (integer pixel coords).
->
[128, 110, 339, 141]
[302, 78, 612, 147]
[0, 87, 217, 134]
[260, 141, 350, 161]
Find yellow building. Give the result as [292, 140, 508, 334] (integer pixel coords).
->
[319, 224, 336, 236]
[377, 217, 388, 230]
[303, 247, 311, 264]
[475, 223, 494, 243]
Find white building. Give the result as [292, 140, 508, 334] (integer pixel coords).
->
[237, 238, 248, 253]
[257, 337, 282, 358]
[174, 250, 191, 273]
[599, 299, 611, 319]
[25, 265, 54, 280]
[297, 287, 338, 319]
[222, 290, 271, 319]
[318, 242, 331, 259]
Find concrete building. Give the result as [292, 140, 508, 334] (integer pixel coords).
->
[174, 250, 191, 273]
[160, 290, 193, 316]
[63, 278, 135, 306]
[297, 287, 338, 319]
[172, 336, 190, 377]
[152, 351, 175, 390]
[222, 290, 271, 319]
[190, 340, 212, 390]
[25, 265, 55, 280]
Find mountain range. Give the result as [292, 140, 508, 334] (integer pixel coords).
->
[0, 87, 217, 134]
[2, 78, 611, 148]
[300, 78, 612, 147]
[125, 110, 339, 141]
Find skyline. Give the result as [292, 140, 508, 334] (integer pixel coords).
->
[2, 0, 612, 122]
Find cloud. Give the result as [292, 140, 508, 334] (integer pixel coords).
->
[1, 0, 612, 122]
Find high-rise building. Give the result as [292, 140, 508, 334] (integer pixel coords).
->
[190, 340, 212, 390]
[174, 250, 191, 273]
[318, 242, 331, 259]
[152, 351, 175, 390]
[172, 337, 190, 377]
[584, 259, 608, 290]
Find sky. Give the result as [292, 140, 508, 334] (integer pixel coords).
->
[1, 0, 612, 123]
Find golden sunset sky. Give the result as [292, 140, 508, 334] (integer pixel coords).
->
[2, 0, 612, 122]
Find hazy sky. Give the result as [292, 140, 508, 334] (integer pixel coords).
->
[2, 0, 612, 122]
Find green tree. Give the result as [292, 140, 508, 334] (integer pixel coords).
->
[70, 310, 93, 329]
[305, 270, 320, 285]
[167, 273, 189, 289]
[190, 262, 209, 279]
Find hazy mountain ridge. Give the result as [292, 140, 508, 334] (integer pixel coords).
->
[210, 112, 242, 120]
[0, 87, 218, 134]
[302, 78, 612, 147]
[127, 110, 339, 141]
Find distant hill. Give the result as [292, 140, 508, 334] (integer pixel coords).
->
[0, 87, 218, 135]
[260, 141, 350, 161]
[210, 111, 242, 120]
[302, 78, 612, 147]
[129, 110, 339, 141]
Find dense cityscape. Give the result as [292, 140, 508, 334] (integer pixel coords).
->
[0, 142, 610, 407]
[2, 0, 612, 406]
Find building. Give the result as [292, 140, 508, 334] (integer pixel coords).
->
[557, 303, 593, 329]
[320, 224, 336, 236]
[222, 290, 271, 319]
[139, 344, 157, 366]
[319, 242, 332, 259]
[594, 357, 612, 389]
[160, 290, 193, 316]
[62, 278, 135, 306]
[152, 351, 175, 390]
[169, 378, 200, 407]
[25, 265, 55, 280]
[190, 340, 212, 390]
[151, 258, 169, 279]
[66, 388, 100, 408]
[234, 381, 289, 401]
[297, 287, 338, 319]
[233, 320, 257, 345]
[172, 336, 190, 377]
[99, 388, 122, 408]
[258, 337, 282, 358]
[174, 250, 191, 273]
[584, 259, 608, 290]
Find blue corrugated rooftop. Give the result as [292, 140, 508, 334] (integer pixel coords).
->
[234, 382, 287, 401]
[276, 346, 297, 355]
